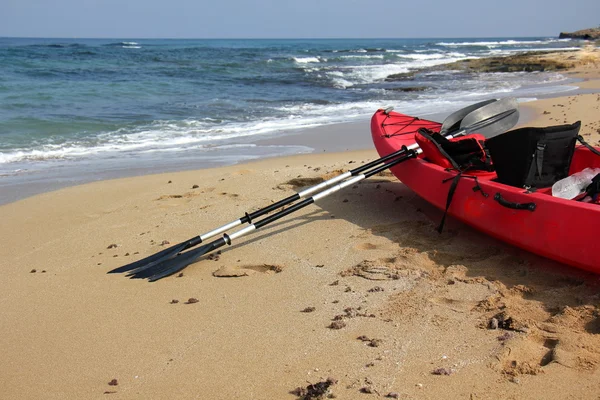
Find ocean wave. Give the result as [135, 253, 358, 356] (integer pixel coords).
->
[317, 53, 474, 88]
[339, 54, 385, 60]
[398, 53, 450, 60]
[328, 48, 384, 53]
[402, 55, 472, 70]
[293, 56, 321, 63]
[0, 104, 379, 164]
[324, 64, 411, 88]
[437, 39, 547, 47]
[104, 41, 140, 47]
[25, 43, 87, 49]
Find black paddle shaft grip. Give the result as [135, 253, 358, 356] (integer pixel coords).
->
[351, 147, 409, 175]
[254, 198, 315, 229]
[493, 193, 536, 211]
[364, 150, 415, 178]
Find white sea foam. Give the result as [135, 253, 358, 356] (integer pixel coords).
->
[437, 39, 546, 47]
[401, 55, 472, 70]
[313, 51, 477, 89]
[398, 53, 446, 60]
[293, 57, 321, 63]
[340, 54, 385, 59]
[0, 99, 395, 165]
[325, 64, 411, 88]
[397, 52, 466, 60]
[329, 74, 355, 89]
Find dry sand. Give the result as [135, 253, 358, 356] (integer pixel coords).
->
[1, 50, 600, 400]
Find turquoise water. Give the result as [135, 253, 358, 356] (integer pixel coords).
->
[0, 36, 588, 203]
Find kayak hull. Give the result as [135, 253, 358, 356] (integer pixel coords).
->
[371, 109, 600, 274]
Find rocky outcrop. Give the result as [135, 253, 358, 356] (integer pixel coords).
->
[384, 47, 600, 81]
[437, 51, 577, 73]
[559, 28, 600, 40]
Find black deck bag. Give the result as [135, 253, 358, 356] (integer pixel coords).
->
[485, 121, 581, 188]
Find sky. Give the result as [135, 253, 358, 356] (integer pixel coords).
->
[1, 0, 599, 39]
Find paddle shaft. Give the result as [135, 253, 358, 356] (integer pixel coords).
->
[143, 150, 419, 282]
[110, 143, 419, 275]
[158, 143, 421, 246]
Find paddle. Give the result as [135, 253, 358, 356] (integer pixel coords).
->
[126, 98, 519, 281]
[440, 99, 497, 134]
[131, 152, 418, 281]
[108, 99, 506, 276]
[109, 147, 423, 276]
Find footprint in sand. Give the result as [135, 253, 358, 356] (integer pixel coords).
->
[212, 264, 283, 277]
[219, 192, 240, 199]
[156, 192, 201, 201]
[429, 297, 478, 313]
[355, 242, 379, 250]
[497, 309, 600, 376]
[497, 335, 561, 377]
[232, 169, 254, 175]
[280, 177, 324, 189]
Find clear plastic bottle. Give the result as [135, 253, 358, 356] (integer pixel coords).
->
[552, 167, 600, 199]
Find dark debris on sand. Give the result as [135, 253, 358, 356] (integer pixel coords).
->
[328, 320, 346, 330]
[489, 312, 516, 330]
[357, 335, 382, 347]
[432, 367, 453, 375]
[291, 377, 337, 399]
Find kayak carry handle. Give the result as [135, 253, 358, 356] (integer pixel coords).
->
[493, 193, 536, 211]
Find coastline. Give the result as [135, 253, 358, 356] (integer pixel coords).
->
[1, 49, 600, 399]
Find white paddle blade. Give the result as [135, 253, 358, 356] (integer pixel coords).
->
[440, 98, 497, 134]
[460, 97, 519, 138]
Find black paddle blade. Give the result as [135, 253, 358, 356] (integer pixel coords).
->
[107, 237, 199, 275]
[130, 236, 229, 281]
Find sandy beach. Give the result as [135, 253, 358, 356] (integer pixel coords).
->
[1, 49, 600, 399]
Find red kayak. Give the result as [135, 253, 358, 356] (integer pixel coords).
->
[371, 108, 600, 274]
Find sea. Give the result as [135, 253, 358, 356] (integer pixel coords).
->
[0, 37, 590, 204]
